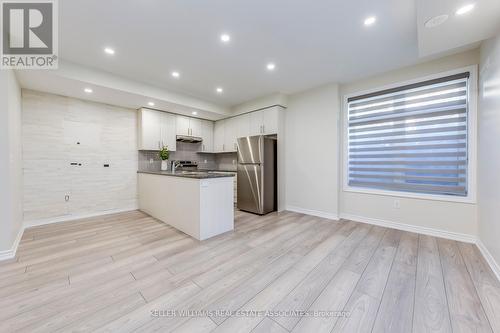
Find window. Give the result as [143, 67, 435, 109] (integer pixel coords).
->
[347, 72, 470, 197]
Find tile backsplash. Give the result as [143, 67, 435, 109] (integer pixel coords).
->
[215, 153, 238, 171]
[138, 142, 237, 171]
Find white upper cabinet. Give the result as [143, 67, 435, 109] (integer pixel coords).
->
[137, 109, 170, 150]
[190, 118, 202, 137]
[138, 107, 280, 153]
[214, 120, 225, 152]
[249, 111, 264, 136]
[224, 117, 238, 152]
[200, 120, 214, 152]
[176, 116, 191, 136]
[160, 113, 177, 151]
[176, 115, 202, 137]
[236, 113, 251, 139]
[262, 107, 279, 135]
[248, 108, 279, 135]
[138, 108, 177, 151]
[138, 109, 161, 150]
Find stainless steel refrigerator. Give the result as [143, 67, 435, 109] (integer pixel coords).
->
[237, 135, 277, 215]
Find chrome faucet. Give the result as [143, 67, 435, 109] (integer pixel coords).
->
[171, 160, 181, 172]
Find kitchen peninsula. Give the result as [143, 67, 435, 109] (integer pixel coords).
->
[138, 171, 235, 240]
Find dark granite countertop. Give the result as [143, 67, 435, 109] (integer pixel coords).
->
[137, 170, 235, 179]
[198, 169, 237, 173]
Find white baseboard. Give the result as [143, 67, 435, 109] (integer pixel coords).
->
[476, 240, 500, 282]
[339, 213, 477, 244]
[0, 224, 25, 261]
[286, 206, 339, 220]
[23, 207, 139, 229]
[0, 207, 139, 262]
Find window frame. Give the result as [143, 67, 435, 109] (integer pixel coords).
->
[342, 65, 477, 204]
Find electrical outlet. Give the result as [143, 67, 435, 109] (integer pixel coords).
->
[149, 158, 154, 164]
[204, 159, 207, 163]
[232, 159, 236, 164]
[393, 199, 401, 209]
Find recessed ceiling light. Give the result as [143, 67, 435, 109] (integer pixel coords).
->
[171, 71, 180, 78]
[216, 87, 224, 94]
[266, 63, 276, 71]
[148, 102, 155, 107]
[104, 47, 115, 55]
[456, 3, 475, 15]
[192, 111, 198, 115]
[220, 34, 231, 43]
[425, 14, 449, 28]
[364, 16, 377, 26]
[84, 88, 93, 93]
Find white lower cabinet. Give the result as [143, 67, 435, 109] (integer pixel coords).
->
[139, 174, 234, 240]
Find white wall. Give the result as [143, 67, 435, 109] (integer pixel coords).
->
[284, 84, 340, 218]
[22, 90, 138, 225]
[478, 32, 500, 266]
[0, 70, 23, 257]
[339, 49, 480, 238]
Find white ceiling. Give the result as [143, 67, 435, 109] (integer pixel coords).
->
[17, 0, 500, 113]
[417, 0, 500, 56]
[56, 0, 419, 107]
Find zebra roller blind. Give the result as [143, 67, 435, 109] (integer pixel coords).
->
[347, 72, 469, 197]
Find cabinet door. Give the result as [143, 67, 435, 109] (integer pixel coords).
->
[249, 110, 264, 136]
[189, 118, 202, 137]
[139, 109, 162, 150]
[176, 115, 190, 136]
[200, 120, 213, 152]
[263, 108, 279, 134]
[161, 113, 177, 151]
[214, 120, 225, 152]
[224, 117, 238, 152]
[236, 113, 251, 139]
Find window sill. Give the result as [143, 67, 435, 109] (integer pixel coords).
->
[343, 186, 476, 204]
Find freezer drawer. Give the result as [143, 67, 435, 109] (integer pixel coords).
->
[237, 164, 262, 214]
[237, 163, 274, 215]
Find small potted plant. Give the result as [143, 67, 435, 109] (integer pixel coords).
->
[159, 146, 170, 171]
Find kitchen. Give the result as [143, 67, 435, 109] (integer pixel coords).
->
[136, 106, 282, 240]
[1, 1, 500, 332]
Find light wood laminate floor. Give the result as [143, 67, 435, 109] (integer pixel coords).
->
[0, 210, 499, 333]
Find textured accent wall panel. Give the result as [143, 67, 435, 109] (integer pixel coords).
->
[22, 90, 138, 222]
